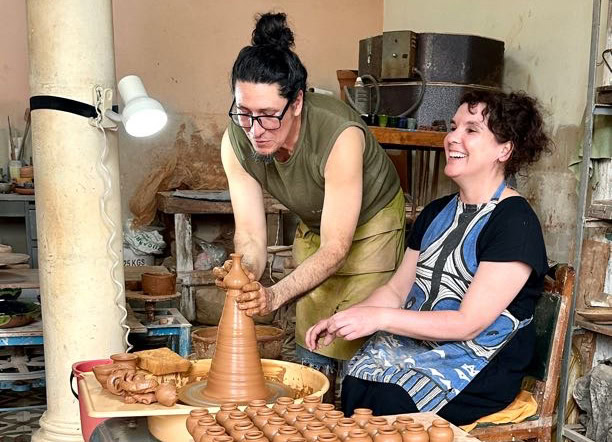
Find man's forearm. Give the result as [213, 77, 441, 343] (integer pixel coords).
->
[234, 233, 267, 279]
[269, 245, 347, 309]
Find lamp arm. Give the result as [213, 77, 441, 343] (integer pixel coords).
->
[104, 109, 122, 122]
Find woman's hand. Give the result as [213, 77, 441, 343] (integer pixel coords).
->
[305, 307, 383, 350]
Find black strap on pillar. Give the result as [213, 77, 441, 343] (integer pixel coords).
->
[30, 95, 118, 118]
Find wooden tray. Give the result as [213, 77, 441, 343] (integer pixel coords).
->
[576, 308, 612, 323]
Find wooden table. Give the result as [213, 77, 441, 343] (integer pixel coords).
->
[372, 127, 447, 214]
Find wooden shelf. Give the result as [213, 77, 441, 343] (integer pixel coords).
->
[370, 127, 446, 149]
[157, 192, 283, 215]
[575, 317, 612, 337]
[587, 199, 612, 221]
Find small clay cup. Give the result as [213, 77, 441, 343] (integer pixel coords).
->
[231, 421, 256, 441]
[110, 352, 138, 370]
[392, 416, 414, 433]
[304, 422, 329, 442]
[295, 413, 317, 432]
[92, 361, 116, 387]
[141, 272, 177, 296]
[193, 416, 218, 442]
[302, 394, 322, 414]
[323, 410, 345, 430]
[373, 426, 401, 442]
[216, 403, 238, 426]
[223, 411, 249, 433]
[333, 418, 359, 441]
[187, 409, 210, 434]
[244, 430, 269, 442]
[284, 403, 306, 425]
[351, 409, 373, 428]
[346, 429, 373, 442]
[364, 418, 389, 438]
[246, 399, 269, 419]
[318, 434, 340, 442]
[263, 417, 287, 440]
[427, 419, 453, 442]
[314, 403, 336, 421]
[273, 396, 294, 416]
[401, 424, 428, 442]
[200, 426, 227, 442]
[253, 408, 277, 429]
[273, 426, 300, 442]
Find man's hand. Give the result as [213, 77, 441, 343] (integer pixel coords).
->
[236, 282, 275, 317]
[212, 259, 256, 289]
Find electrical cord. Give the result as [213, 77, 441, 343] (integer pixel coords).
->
[397, 68, 426, 118]
[343, 74, 381, 115]
[93, 86, 132, 351]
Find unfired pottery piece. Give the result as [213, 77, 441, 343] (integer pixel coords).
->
[200, 253, 271, 403]
[302, 394, 322, 414]
[346, 429, 374, 442]
[401, 424, 428, 442]
[91, 361, 116, 386]
[141, 272, 177, 297]
[155, 382, 178, 406]
[333, 418, 359, 441]
[427, 419, 454, 442]
[245, 431, 271, 442]
[187, 409, 210, 435]
[201, 426, 228, 442]
[304, 422, 329, 442]
[193, 417, 219, 442]
[323, 410, 344, 430]
[392, 417, 414, 433]
[231, 421, 256, 441]
[318, 434, 340, 442]
[273, 396, 294, 416]
[295, 413, 317, 433]
[215, 403, 239, 427]
[314, 403, 335, 421]
[253, 408, 277, 429]
[351, 409, 373, 428]
[263, 416, 287, 440]
[223, 411, 250, 433]
[273, 426, 300, 442]
[364, 418, 389, 438]
[245, 399, 268, 419]
[110, 352, 138, 370]
[374, 426, 402, 442]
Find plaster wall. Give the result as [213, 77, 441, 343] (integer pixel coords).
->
[383, 0, 600, 263]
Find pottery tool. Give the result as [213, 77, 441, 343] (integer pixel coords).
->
[19, 108, 31, 161]
[7, 116, 15, 160]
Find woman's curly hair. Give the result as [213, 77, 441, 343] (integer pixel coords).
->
[460, 90, 553, 177]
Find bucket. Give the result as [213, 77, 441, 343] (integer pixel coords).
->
[70, 359, 112, 441]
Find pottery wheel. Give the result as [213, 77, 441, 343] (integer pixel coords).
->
[178, 379, 292, 407]
[125, 291, 181, 322]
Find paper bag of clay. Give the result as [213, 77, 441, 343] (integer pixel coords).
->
[124, 220, 166, 255]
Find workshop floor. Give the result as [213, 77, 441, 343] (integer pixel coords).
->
[0, 388, 46, 441]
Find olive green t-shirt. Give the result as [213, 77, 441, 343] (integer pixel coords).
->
[228, 92, 400, 234]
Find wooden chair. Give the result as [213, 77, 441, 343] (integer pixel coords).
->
[470, 264, 575, 442]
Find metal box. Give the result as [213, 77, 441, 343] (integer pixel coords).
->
[416, 33, 504, 86]
[381, 31, 418, 80]
[358, 35, 383, 79]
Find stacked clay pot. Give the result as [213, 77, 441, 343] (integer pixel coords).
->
[184, 398, 455, 442]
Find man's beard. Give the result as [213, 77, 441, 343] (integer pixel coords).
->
[251, 150, 275, 164]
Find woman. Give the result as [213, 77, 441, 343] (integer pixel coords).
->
[305, 90, 551, 425]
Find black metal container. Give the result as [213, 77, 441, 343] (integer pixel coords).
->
[416, 33, 504, 87]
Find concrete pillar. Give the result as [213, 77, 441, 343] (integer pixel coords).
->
[26, 1, 126, 440]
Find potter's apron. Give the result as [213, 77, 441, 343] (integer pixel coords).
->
[347, 182, 532, 412]
[294, 188, 406, 360]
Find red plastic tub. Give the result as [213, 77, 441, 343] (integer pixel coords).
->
[70, 359, 112, 441]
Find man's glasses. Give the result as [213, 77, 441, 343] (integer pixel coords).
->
[228, 99, 291, 130]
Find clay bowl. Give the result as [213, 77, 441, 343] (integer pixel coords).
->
[141, 272, 177, 297]
[192, 325, 284, 360]
[91, 360, 116, 387]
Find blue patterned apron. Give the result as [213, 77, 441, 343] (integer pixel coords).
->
[347, 182, 532, 412]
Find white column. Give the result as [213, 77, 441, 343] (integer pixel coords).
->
[26, 1, 125, 440]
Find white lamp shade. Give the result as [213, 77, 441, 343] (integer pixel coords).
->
[117, 75, 167, 137]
